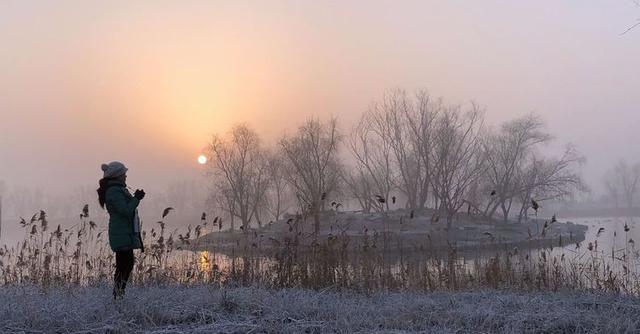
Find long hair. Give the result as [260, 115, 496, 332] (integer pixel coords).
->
[97, 177, 110, 209]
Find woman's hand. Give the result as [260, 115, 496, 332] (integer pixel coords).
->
[134, 189, 146, 200]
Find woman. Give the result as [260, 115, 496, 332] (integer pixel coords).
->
[97, 161, 145, 299]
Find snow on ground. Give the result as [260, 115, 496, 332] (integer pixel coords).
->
[1, 285, 639, 333]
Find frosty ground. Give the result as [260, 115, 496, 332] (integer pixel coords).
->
[2, 285, 639, 333]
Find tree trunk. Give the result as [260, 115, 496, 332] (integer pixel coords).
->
[517, 203, 527, 223]
[446, 208, 454, 230]
[501, 203, 508, 222]
[500, 198, 513, 222]
[241, 209, 250, 233]
[486, 201, 501, 221]
[313, 209, 321, 235]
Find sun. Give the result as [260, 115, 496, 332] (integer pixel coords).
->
[197, 154, 207, 165]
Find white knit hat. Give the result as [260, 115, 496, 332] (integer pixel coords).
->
[101, 161, 128, 178]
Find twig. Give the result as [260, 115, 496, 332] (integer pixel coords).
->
[620, 20, 640, 36]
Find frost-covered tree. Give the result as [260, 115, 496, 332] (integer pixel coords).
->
[515, 146, 585, 222]
[606, 160, 640, 209]
[363, 90, 438, 210]
[280, 118, 342, 235]
[263, 153, 292, 222]
[481, 114, 552, 221]
[346, 107, 396, 212]
[205, 124, 270, 231]
[429, 104, 486, 227]
[604, 169, 621, 209]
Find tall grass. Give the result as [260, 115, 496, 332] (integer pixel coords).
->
[1, 205, 640, 296]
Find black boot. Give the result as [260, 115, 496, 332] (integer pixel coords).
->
[113, 284, 125, 300]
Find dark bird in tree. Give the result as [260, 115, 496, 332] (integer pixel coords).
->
[392, 196, 396, 204]
[597, 227, 605, 237]
[162, 207, 174, 218]
[375, 195, 385, 204]
[490, 190, 496, 196]
[201, 212, 207, 221]
[81, 204, 89, 218]
[625, 223, 630, 232]
[531, 199, 539, 216]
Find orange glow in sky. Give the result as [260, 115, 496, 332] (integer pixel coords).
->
[0, 1, 639, 193]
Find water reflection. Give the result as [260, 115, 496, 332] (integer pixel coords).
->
[561, 217, 639, 253]
[175, 217, 640, 284]
[199, 251, 211, 271]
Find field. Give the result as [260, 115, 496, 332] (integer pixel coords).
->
[2, 209, 640, 333]
[2, 284, 639, 333]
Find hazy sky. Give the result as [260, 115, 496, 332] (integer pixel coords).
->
[1, 0, 639, 196]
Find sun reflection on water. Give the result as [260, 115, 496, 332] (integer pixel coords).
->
[199, 251, 211, 271]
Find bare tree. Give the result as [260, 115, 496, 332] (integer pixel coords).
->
[347, 108, 396, 212]
[604, 169, 620, 209]
[481, 114, 552, 221]
[205, 124, 270, 231]
[608, 159, 640, 209]
[515, 146, 586, 222]
[264, 153, 292, 222]
[404, 91, 441, 209]
[206, 186, 238, 231]
[368, 90, 437, 210]
[280, 118, 342, 235]
[430, 104, 486, 228]
[342, 169, 376, 213]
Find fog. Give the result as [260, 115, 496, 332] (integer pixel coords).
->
[1, 1, 639, 227]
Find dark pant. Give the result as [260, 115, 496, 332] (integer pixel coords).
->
[113, 250, 134, 298]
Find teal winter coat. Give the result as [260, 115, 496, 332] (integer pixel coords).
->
[105, 180, 143, 251]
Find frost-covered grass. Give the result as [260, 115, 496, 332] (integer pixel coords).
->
[2, 284, 640, 333]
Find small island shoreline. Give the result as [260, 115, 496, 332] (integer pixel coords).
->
[187, 210, 588, 255]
